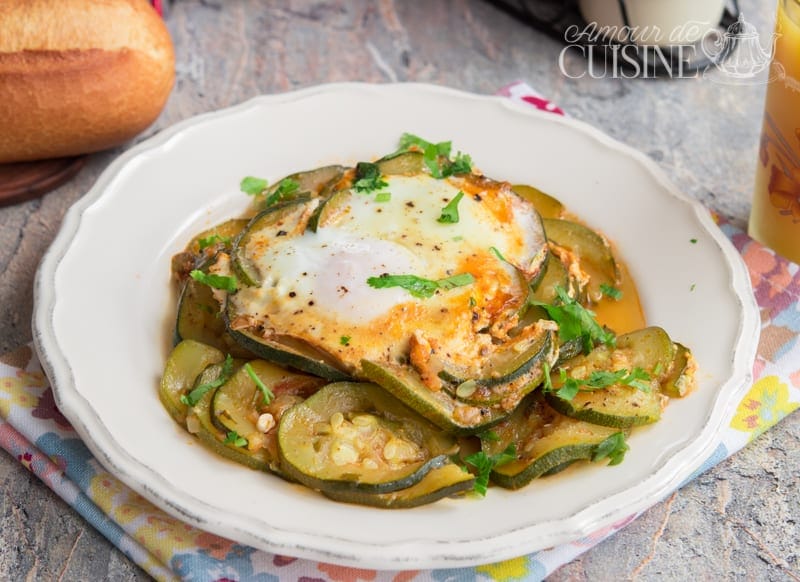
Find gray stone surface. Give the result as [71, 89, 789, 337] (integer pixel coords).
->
[1, 0, 797, 580]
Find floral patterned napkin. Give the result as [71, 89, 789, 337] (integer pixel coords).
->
[2, 83, 798, 581]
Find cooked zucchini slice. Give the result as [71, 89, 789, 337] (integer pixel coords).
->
[175, 258, 254, 358]
[260, 165, 348, 207]
[186, 361, 276, 472]
[209, 359, 326, 472]
[543, 218, 620, 303]
[160, 340, 225, 424]
[485, 392, 624, 489]
[232, 196, 314, 287]
[375, 151, 426, 175]
[323, 463, 474, 508]
[661, 343, 697, 398]
[171, 218, 249, 283]
[438, 326, 556, 407]
[226, 328, 351, 382]
[360, 359, 513, 435]
[184, 218, 249, 257]
[278, 382, 459, 493]
[512, 185, 565, 219]
[545, 327, 674, 428]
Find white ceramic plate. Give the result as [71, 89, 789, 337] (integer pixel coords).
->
[33, 83, 759, 570]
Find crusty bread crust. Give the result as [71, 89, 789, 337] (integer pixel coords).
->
[0, 0, 174, 163]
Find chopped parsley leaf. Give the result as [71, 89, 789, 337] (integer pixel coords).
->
[437, 191, 464, 224]
[240, 176, 268, 196]
[464, 444, 516, 496]
[366, 272, 475, 298]
[180, 354, 235, 407]
[189, 270, 238, 293]
[397, 133, 472, 178]
[264, 178, 300, 207]
[593, 432, 629, 466]
[224, 431, 248, 448]
[244, 363, 275, 404]
[690, 238, 698, 244]
[340, 335, 351, 346]
[353, 162, 389, 193]
[542, 361, 554, 392]
[555, 367, 652, 401]
[690, 283, 696, 292]
[197, 234, 231, 251]
[375, 192, 392, 202]
[531, 286, 615, 352]
[449, 152, 473, 175]
[600, 283, 623, 301]
[489, 246, 507, 262]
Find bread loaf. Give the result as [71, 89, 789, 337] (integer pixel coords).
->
[0, 0, 175, 163]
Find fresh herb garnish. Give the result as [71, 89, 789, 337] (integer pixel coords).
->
[690, 238, 698, 244]
[340, 335, 351, 346]
[450, 152, 473, 175]
[531, 286, 615, 352]
[353, 162, 389, 193]
[240, 176, 268, 196]
[375, 192, 392, 203]
[437, 191, 465, 224]
[600, 283, 623, 301]
[180, 354, 235, 406]
[542, 361, 553, 392]
[690, 283, 696, 292]
[366, 272, 475, 298]
[189, 270, 238, 293]
[197, 234, 231, 251]
[464, 444, 517, 496]
[264, 178, 300, 207]
[224, 431, 248, 447]
[554, 367, 652, 401]
[244, 363, 275, 404]
[397, 133, 472, 178]
[489, 246, 507, 262]
[592, 432, 629, 466]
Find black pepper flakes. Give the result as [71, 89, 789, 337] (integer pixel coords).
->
[276, 230, 288, 237]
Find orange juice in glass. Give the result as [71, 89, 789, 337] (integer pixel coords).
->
[749, 0, 800, 263]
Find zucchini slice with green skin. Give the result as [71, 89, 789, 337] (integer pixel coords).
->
[175, 259, 255, 358]
[186, 361, 276, 473]
[171, 218, 249, 283]
[226, 327, 352, 382]
[485, 392, 624, 489]
[278, 382, 459, 493]
[661, 343, 697, 398]
[232, 196, 315, 287]
[210, 359, 326, 472]
[307, 188, 350, 232]
[360, 360, 512, 435]
[259, 165, 348, 208]
[438, 326, 557, 407]
[160, 340, 224, 424]
[511, 185, 565, 219]
[543, 218, 620, 303]
[375, 151, 426, 175]
[323, 463, 474, 508]
[545, 327, 674, 428]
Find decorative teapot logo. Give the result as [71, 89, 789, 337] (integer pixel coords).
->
[702, 13, 780, 84]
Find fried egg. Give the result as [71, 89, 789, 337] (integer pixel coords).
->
[230, 169, 548, 377]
